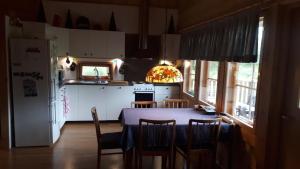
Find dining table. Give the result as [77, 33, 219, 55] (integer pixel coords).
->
[118, 108, 233, 169]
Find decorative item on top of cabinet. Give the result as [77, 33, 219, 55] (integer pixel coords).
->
[76, 16, 90, 29]
[65, 9, 73, 29]
[109, 12, 117, 31]
[37, 0, 46, 23]
[52, 14, 62, 27]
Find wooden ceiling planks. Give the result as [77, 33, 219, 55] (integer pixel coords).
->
[49, 0, 179, 8]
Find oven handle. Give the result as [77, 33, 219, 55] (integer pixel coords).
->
[133, 91, 155, 94]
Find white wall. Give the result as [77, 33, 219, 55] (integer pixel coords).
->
[43, 0, 178, 35]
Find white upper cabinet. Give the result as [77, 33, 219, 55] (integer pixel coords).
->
[69, 29, 92, 57]
[47, 26, 69, 57]
[106, 31, 125, 59]
[89, 30, 107, 58]
[69, 29, 124, 59]
[161, 34, 181, 60]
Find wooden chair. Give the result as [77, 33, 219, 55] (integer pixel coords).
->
[91, 107, 124, 168]
[164, 99, 189, 108]
[175, 118, 221, 169]
[136, 119, 176, 169]
[131, 101, 157, 108]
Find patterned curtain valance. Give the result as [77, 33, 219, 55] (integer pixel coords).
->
[180, 8, 260, 63]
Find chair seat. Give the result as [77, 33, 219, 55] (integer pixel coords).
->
[101, 132, 122, 149]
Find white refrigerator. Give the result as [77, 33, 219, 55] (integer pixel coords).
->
[10, 39, 60, 147]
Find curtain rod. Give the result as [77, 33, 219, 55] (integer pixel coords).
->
[179, 2, 266, 33]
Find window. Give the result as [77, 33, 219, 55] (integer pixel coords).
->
[199, 61, 219, 105]
[224, 18, 264, 124]
[79, 62, 113, 80]
[183, 60, 196, 96]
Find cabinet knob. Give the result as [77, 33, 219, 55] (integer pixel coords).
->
[166, 88, 169, 90]
[90, 53, 93, 56]
[84, 53, 87, 56]
[118, 87, 122, 89]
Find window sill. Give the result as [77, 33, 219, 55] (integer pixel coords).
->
[198, 99, 216, 108]
[183, 91, 195, 98]
[223, 112, 254, 129]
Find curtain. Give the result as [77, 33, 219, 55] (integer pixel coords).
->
[180, 8, 259, 63]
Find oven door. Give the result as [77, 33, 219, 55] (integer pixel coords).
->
[134, 91, 154, 101]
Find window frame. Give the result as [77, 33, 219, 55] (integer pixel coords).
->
[78, 62, 113, 81]
[183, 60, 197, 97]
[198, 61, 220, 107]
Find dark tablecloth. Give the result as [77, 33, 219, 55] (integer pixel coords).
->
[119, 108, 233, 151]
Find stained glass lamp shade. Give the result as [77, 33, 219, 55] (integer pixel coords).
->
[145, 64, 183, 83]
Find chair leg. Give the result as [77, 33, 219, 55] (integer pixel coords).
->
[186, 155, 190, 169]
[135, 151, 138, 169]
[169, 151, 174, 169]
[162, 156, 167, 169]
[211, 150, 217, 169]
[97, 148, 102, 169]
[138, 155, 143, 169]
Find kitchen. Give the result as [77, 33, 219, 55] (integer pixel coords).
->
[8, 0, 182, 146]
[1, 0, 300, 169]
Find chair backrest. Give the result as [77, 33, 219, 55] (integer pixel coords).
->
[138, 119, 176, 151]
[91, 107, 101, 147]
[187, 118, 221, 150]
[131, 101, 157, 108]
[164, 99, 189, 108]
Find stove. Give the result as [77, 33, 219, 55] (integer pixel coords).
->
[133, 84, 155, 101]
[133, 83, 154, 92]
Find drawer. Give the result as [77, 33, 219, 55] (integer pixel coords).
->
[154, 86, 179, 95]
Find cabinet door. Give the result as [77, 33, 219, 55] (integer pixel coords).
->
[57, 87, 66, 129]
[155, 94, 180, 108]
[53, 28, 69, 57]
[105, 86, 134, 120]
[89, 30, 107, 58]
[106, 31, 125, 59]
[77, 86, 106, 121]
[154, 86, 180, 95]
[69, 29, 90, 57]
[65, 85, 78, 121]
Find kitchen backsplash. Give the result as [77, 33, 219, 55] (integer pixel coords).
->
[58, 57, 124, 81]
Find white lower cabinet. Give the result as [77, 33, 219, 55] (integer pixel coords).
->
[154, 86, 180, 108]
[57, 87, 66, 129]
[105, 86, 134, 120]
[65, 85, 79, 121]
[65, 85, 134, 121]
[77, 86, 106, 121]
[65, 85, 180, 120]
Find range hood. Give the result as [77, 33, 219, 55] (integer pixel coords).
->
[125, 0, 160, 59]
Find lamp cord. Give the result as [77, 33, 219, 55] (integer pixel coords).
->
[163, 0, 168, 65]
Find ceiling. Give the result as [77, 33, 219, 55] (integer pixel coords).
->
[50, 0, 179, 9]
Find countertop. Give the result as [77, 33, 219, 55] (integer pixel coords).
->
[62, 80, 181, 86]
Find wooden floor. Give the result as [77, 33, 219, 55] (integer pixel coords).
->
[0, 123, 203, 169]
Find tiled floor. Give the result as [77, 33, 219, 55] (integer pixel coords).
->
[0, 123, 207, 169]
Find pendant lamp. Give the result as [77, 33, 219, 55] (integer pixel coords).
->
[145, 3, 183, 83]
